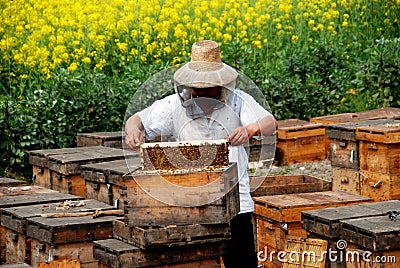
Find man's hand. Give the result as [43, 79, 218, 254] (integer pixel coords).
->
[125, 114, 145, 150]
[227, 126, 250, 146]
[227, 115, 277, 146]
[125, 130, 144, 150]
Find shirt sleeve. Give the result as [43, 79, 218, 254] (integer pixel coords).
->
[135, 94, 178, 140]
[236, 90, 272, 126]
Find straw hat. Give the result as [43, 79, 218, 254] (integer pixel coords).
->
[174, 40, 238, 89]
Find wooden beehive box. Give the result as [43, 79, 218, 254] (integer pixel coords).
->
[81, 158, 141, 208]
[253, 191, 373, 268]
[356, 122, 400, 175]
[310, 107, 400, 125]
[302, 200, 400, 239]
[26, 212, 122, 267]
[254, 191, 373, 224]
[118, 139, 239, 227]
[356, 121, 400, 201]
[341, 214, 400, 268]
[250, 174, 331, 198]
[326, 119, 396, 169]
[246, 136, 276, 162]
[275, 119, 326, 165]
[76, 131, 126, 148]
[123, 162, 240, 226]
[112, 218, 230, 249]
[93, 238, 224, 268]
[29, 147, 88, 188]
[0, 177, 28, 188]
[0, 186, 55, 197]
[30, 146, 137, 198]
[1, 199, 115, 265]
[302, 200, 400, 268]
[0, 191, 81, 265]
[311, 107, 400, 158]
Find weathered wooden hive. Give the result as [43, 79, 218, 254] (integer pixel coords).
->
[81, 158, 140, 209]
[310, 107, 400, 158]
[29, 146, 137, 198]
[354, 121, 400, 201]
[76, 131, 126, 148]
[302, 200, 400, 268]
[93, 238, 224, 268]
[275, 119, 326, 165]
[93, 139, 238, 267]
[0, 188, 81, 265]
[250, 174, 331, 197]
[253, 190, 373, 268]
[1, 199, 118, 266]
[0, 177, 28, 188]
[326, 119, 399, 196]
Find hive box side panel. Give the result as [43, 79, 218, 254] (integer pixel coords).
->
[330, 139, 359, 169]
[345, 242, 400, 268]
[113, 219, 230, 249]
[30, 239, 94, 268]
[251, 175, 331, 197]
[276, 135, 326, 165]
[359, 141, 400, 175]
[93, 238, 224, 268]
[332, 167, 360, 195]
[360, 170, 400, 201]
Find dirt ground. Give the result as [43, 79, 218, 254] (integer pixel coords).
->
[268, 159, 332, 181]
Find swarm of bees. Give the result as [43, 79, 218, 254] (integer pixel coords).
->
[141, 141, 229, 171]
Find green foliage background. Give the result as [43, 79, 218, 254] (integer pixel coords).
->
[1, 0, 400, 179]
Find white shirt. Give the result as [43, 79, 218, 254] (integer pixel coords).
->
[137, 89, 272, 213]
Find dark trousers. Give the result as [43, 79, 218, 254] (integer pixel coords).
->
[222, 212, 258, 268]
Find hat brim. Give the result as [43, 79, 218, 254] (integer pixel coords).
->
[174, 62, 238, 88]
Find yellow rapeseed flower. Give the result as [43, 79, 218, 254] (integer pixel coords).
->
[82, 57, 91, 64]
[252, 40, 262, 49]
[117, 42, 128, 53]
[68, 62, 79, 72]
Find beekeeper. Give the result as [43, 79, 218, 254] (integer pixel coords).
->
[125, 40, 277, 268]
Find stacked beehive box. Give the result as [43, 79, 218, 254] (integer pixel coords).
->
[76, 132, 126, 148]
[0, 186, 81, 265]
[310, 107, 400, 158]
[302, 200, 400, 268]
[1, 199, 121, 267]
[29, 146, 137, 198]
[275, 119, 326, 165]
[253, 190, 373, 268]
[0, 177, 27, 188]
[250, 174, 331, 198]
[93, 139, 238, 267]
[326, 119, 398, 196]
[356, 121, 400, 201]
[81, 158, 140, 209]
